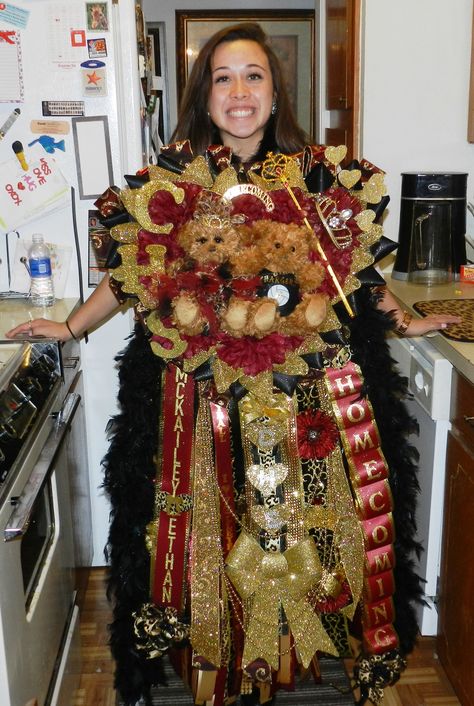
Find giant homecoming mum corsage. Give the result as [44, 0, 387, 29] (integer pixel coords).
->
[95, 142, 409, 705]
[97, 144, 386, 399]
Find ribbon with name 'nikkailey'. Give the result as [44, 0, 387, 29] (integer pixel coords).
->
[148, 364, 195, 612]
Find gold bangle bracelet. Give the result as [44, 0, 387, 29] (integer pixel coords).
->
[397, 310, 413, 335]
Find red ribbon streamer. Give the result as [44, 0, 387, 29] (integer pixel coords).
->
[151, 365, 195, 611]
[325, 361, 399, 655]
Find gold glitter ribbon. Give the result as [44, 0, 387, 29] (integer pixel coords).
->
[225, 531, 338, 670]
[190, 388, 226, 668]
[239, 392, 290, 426]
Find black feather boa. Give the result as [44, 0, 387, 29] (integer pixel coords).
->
[346, 286, 424, 656]
[102, 325, 166, 705]
[102, 291, 423, 705]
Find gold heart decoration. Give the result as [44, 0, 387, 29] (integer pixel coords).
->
[338, 169, 362, 189]
[354, 209, 376, 232]
[360, 173, 386, 204]
[324, 145, 347, 166]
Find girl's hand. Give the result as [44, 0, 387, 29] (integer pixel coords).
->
[5, 318, 72, 341]
[406, 313, 462, 337]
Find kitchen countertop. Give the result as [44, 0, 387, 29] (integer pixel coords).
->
[0, 297, 80, 337]
[387, 275, 474, 384]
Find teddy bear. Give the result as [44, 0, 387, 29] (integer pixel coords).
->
[169, 194, 287, 339]
[226, 220, 329, 337]
[168, 193, 245, 336]
[167, 196, 329, 339]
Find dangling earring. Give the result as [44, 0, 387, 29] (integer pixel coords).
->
[271, 99, 277, 115]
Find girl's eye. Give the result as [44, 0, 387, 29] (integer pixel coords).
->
[248, 73, 263, 81]
[214, 75, 229, 83]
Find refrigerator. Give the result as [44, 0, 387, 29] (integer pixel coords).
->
[0, 0, 149, 566]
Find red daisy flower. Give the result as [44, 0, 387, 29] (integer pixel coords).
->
[297, 409, 339, 459]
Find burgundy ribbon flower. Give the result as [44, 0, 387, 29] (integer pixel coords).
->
[217, 332, 302, 376]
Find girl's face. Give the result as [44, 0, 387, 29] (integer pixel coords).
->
[208, 39, 274, 161]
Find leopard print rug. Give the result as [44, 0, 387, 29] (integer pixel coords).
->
[413, 299, 474, 341]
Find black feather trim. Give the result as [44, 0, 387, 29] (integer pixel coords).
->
[102, 324, 166, 705]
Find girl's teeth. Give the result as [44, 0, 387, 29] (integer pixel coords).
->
[228, 109, 253, 117]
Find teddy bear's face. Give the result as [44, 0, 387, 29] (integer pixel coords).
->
[177, 221, 240, 265]
[255, 222, 311, 274]
[266, 233, 302, 271]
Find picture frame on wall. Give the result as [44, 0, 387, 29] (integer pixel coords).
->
[176, 10, 316, 137]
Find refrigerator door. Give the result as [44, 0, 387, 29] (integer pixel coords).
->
[0, 0, 145, 563]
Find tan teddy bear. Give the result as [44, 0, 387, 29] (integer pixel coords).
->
[227, 220, 328, 336]
[169, 193, 244, 335]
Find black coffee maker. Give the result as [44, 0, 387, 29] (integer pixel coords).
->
[392, 172, 467, 281]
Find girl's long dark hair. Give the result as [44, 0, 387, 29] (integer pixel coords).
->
[171, 23, 310, 158]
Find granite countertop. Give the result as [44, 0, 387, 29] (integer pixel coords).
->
[387, 275, 474, 384]
[0, 298, 80, 337]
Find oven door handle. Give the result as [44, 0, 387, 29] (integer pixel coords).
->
[4, 392, 81, 542]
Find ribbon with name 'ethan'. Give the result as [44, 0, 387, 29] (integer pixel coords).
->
[324, 361, 399, 655]
[149, 364, 195, 612]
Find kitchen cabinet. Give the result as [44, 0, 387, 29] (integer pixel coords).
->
[437, 370, 474, 706]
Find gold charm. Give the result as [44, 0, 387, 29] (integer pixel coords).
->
[316, 196, 354, 250]
[247, 462, 289, 495]
[155, 490, 193, 516]
[252, 504, 292, 534]
[246, 420, 287, 451]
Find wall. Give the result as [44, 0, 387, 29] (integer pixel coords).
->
[362, 0, 474, 254]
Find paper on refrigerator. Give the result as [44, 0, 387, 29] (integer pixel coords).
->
[0, 155, 69, 231]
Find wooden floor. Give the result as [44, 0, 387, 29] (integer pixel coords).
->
[74, 568, 462, 706]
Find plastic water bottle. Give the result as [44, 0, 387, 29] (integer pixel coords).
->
[28, 234, 55, 307]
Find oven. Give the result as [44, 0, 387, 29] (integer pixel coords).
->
[387, 332, 453, 636]
[0, 337, 87, 706]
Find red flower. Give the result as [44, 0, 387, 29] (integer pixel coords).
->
[217, 332, 302, 376]
[297, 409, 339, 459]
[147, 182, 202, 233]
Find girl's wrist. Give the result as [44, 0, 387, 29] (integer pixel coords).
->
[396, 310, 413, 335]
[65, 319, 78, 340]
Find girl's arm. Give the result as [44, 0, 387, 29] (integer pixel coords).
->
[6, 275, 121, 341]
